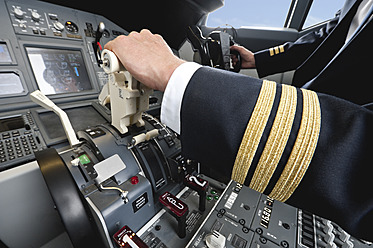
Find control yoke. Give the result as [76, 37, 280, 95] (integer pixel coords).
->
[99, 49, 153, 134]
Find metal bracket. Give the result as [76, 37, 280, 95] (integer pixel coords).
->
[98, 184, 129, 204]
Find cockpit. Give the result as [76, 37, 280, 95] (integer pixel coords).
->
[0, 0, 372, 247]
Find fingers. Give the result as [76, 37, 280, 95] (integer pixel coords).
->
[230, 45, 247, 54]
[230, 45, 256, 69]
[101, 28, 184, 92]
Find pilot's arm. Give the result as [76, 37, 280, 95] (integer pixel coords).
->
[232, 12, 340, 78]
[105, 30, 373, 241]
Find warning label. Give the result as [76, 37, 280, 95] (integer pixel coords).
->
[132, 192, 148, 213]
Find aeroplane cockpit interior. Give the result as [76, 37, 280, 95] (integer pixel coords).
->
[0, 0, 372, 247]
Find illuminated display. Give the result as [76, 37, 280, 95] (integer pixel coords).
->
[26, 47, 92, 95]
[0, 116, 25, 132]
[0, 42, 12, 63]
[0, 72, 24, 96]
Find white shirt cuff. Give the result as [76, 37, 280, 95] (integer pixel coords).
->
[161, 62, 202, 134]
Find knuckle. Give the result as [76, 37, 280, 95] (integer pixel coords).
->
[140, 29, 151, 35]
[128, 31, 139, 37]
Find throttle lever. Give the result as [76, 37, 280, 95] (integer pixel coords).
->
[183, 174, 208, 212]
[159, 191, 189, 238]
[93, 22, 105, 66]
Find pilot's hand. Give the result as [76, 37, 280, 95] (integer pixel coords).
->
[104, 29, 185, 92]
[230, 45, 256, 69]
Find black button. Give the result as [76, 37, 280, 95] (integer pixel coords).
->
[2, 133, 10, 139]
[282, 223, 290, 230]
[259, 237, 267, 244]
[218, 208, 226, 214]
[256, 228, 263, 235]
[243, 205, 250, 211]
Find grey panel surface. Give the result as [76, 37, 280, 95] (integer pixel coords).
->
[0, 161, 67, 247]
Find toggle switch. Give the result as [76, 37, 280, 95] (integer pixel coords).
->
[183, 174, 209, 212]
[159, 191, 189, 238]
[205, 230, 226, 248]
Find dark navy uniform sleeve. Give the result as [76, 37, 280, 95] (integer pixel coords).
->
[254, 13, 340, 78]
[180, 66, 373, 241]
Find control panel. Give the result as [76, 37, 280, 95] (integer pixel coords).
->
[0, 111, 45, 170]
[186, 181, 371, 248]
[0, 0, 162, 111]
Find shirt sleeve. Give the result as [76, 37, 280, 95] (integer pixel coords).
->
[160, 62, 202, 134]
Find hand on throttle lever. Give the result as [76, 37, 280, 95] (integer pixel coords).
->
[104, 29, 185, 92]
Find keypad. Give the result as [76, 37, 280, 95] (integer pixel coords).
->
[0, 131, 39, 164]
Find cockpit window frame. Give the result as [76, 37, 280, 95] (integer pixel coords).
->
[203, 0, 317, 31]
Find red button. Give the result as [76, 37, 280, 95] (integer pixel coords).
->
[131, 176, 139, 185]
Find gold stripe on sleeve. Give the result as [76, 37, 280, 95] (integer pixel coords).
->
[269, 48, 275, 56]
[279, 45, 285, 53]
[269, 89, 321, 202]
[249, 84, 297, 193]
[274, 46, 280, 54]
[231, 80, 277, 184]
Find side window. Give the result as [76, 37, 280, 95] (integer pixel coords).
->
[303, 0, 345, 29]
[206, 0, 293, 28]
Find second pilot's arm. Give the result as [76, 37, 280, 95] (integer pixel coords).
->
[104, 30, 373, 241]
[231, 12, 340, 78]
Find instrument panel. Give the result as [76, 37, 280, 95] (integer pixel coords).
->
[0, 0, 164, 170]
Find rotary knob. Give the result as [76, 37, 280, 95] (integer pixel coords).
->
[14, 8, 24, 19]
[31, 11, 41, 22]
[53, 21, 64, 31]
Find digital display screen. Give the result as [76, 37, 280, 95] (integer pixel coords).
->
[0, 72, 25, 96]
[0, 116, 25, 132]
[0, 43, 12, 63]
[26, 47, 92, 95]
